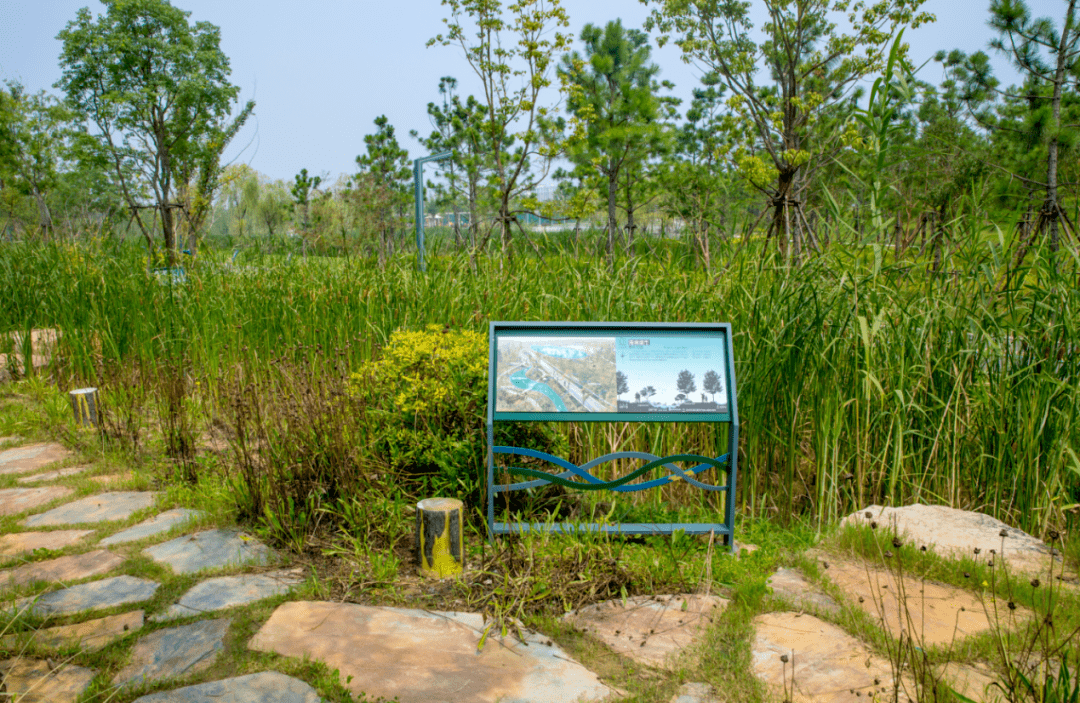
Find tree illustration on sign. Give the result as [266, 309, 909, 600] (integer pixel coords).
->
[616, 371, 629, 398]
[640, 386, 657, 405]
[702, 369, 721, 403]
[676, 370, 696, 404]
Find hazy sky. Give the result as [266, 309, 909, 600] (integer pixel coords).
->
[0, 0, 1058, 184]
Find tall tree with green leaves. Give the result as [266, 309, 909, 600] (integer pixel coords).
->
[357, 115, 411, 263]
[429, 0, 571, 261]
[643, 0, 933, 263]
[55, 0, 253, 263]
[0, 82, 72, 240]
[558, 20, 676, 267]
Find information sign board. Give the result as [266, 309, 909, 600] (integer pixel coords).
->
[493, 325, 732, 422]
[486, 321, 740, 546]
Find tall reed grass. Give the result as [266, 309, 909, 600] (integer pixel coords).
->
[0, 228, 1076, 537]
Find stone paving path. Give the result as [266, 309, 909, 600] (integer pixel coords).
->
[0, 437, 1069, 703]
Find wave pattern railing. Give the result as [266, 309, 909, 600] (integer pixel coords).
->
[492, 447, 730, 493]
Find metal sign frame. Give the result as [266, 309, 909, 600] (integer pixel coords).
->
[486, 321, 740, 549]
[413, 151, 451, 272]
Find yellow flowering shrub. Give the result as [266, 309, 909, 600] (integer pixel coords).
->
[351, 324, 564, 501]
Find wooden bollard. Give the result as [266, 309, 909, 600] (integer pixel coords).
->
[69, 387, 99, 428]
[415, 497, 463, 578]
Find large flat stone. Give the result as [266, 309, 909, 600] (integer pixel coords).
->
[144, 529, 271, 575]
[131, 671, 322, 703]
[15, 575, 159, 616]
[16, 466, 89, 484]
[821, 558, 1025, 646]
[101, 508, 206, 546]
[752, 612, 898, 703]
[842, 504, 1062, 575]
[248, 601, 615, 703]
[90, 471, 135, 485]
[0, 549, 123, 590]
[0, 657, 96, 703]
[0, 486, 74, 516]
[0, 443, 71, 475]
[155, 570, 303, 620]
[115, 617, 231, 687]
[0, 530, 94, 558]
[4, 610, 144, 652]
[563, 594, 727, 669]
[22, 491, 157, 526]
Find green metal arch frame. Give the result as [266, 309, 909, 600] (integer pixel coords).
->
[414, 151, 451, 272]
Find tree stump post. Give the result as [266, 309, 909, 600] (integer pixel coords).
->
[69, 387, 99, 428]
[415, 497, 463, 579]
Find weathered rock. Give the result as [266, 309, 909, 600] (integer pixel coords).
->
[821, 558, 1020, 646]
[0, 443, 70, 475]
[249, 601, 616, 703]
[14, 575, 159, 616]
[766, 567, 840, 615]
[0, 657, 96, 703]
[114, 618, 231, 687]
[0, 530, 94, 558]
[670, 682, 720, 703]
[16, 466, 89, 484]
[0, 486, 74, 516]
[100, 508, 206, 546]
[144, 529, 271, 575]
[4, 610, 144, 652]
[842, 504, 1061, 575]
[752, 611, 898, 703]
[154, 570, 303, 621]
[131, 671, 323, 703]
[562, 594, 727, 669]
[23, 491, 157, 526]
[0, 549, 123, 590]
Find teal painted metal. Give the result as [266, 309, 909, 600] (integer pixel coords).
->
[486, 321, 741, 550]
[413, 151, 451, 272]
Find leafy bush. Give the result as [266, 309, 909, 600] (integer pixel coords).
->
[350, 323, 565, 504]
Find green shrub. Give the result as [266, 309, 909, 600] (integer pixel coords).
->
[351, 323, 566, 505]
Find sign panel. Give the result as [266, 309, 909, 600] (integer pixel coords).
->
[491, 323, 732, 422]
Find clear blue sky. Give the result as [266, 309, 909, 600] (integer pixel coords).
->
[0, 0, 1051, 184]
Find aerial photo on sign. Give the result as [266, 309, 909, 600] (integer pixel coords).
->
[496, 332, 729, 415]
[496, 336, 617, 413]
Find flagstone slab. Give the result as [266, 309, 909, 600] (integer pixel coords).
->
[15, 575, 159, 616]
[0, 549, 123, 590]
[249, 601, 616, 703]
[22, 491, 157, 526]
[154, 569, 303, 621]
[0, 530, 94, 558]
[90, 471, 135, 485]
[16, 466, 89, 484]
[820, 557, 1027, 646]
[0, 486, 74, 516]
[115, 617, 231, 687]
[752, 612, 898, 703]
[670, 682, 720, 703]
[563, 594, 728, 669]
[0, 657, 96, 703]
[4, 610, 144, 652]
[131, 671, 323, 703]
[0, 442, 71, 475]
[101, 508, 206, 546]
[144, 529, 271, 575]
[766, 567, 840, 615]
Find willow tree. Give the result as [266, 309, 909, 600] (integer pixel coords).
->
[429, 0, 570, 261]
[643, 0, 933, 263]
[56, 0, 253, 264]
